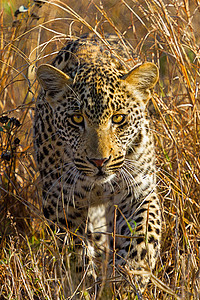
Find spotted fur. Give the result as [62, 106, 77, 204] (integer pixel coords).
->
[34, 34, 161, 296]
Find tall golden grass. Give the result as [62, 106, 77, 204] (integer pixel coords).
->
[0, 0, 199, 299]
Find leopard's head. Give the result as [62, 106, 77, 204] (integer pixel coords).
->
[37, 62, 158, 184]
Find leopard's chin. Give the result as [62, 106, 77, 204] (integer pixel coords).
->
[84, 172, 115, 184]
[93, 173, 116, 185]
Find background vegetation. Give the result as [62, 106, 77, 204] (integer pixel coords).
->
[0, 0, 199, 299]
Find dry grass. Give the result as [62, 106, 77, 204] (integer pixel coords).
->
[0, 0, 199, 299]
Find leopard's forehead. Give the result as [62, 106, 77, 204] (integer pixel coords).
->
[71, 65, 133, 123]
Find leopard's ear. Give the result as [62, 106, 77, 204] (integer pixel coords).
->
[121, 62, 159, 102]
[36, 64, 72, 91]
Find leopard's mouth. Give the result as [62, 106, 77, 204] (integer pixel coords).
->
[84, 167, 116, 184]
[96, 168, 106, 177]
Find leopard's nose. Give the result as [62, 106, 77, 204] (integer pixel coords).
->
[87, 156, 111, 168]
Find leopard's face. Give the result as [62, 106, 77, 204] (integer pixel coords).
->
[37, 62, 158, 184]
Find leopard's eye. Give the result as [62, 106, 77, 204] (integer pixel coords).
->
[71, 114, 84, 125]
[112, 114, 126, 124]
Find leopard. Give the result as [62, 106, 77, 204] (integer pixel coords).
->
[34, 33, 161, 297]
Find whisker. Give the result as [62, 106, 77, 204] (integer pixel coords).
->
[43, 165, 77, 202]
[38, 161, 74, 184]
[121, 167, 141, 200]
[67, 169, 81, 208]
[124, 158, 172, 186]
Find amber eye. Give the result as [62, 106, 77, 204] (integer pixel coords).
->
[71, 114, 84, 125]
[112, 114, 126, 124]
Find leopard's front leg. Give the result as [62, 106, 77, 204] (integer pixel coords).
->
[110, 192, 161, 293]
